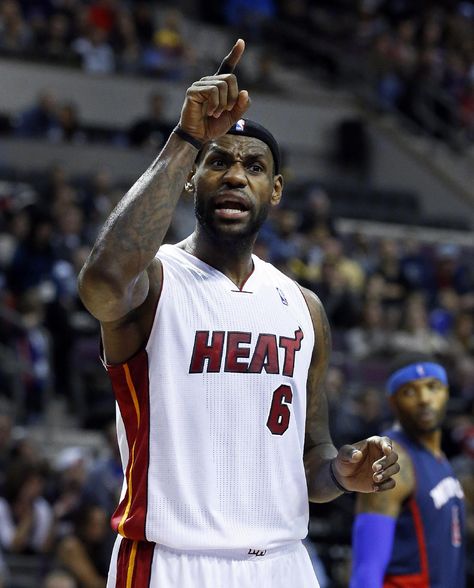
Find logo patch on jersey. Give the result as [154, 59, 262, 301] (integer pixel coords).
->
[276, 287, 288, 306]
[416, 364, 425, 377]
[235, 119, 245, 131]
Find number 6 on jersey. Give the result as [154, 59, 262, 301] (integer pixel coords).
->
[267, 385, 293, 435]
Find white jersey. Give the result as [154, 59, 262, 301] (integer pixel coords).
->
[106, 244, 315, 551]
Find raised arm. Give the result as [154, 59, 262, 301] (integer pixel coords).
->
[301, 287, 400, 502]
[350, 444, 414, 588]
[77, 40, 250, 362]
[78, 40, 250, 325]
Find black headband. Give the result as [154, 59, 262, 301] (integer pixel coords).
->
[226, 118, 281, 174]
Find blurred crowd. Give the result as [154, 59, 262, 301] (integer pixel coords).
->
[1, 1, 473, 147]
[355, 1, 474, 146]
[0, 0, 195, 78]
[263, 0, 474, 146]
[0, 88, 175, 151]
[0, 411, 120, 588]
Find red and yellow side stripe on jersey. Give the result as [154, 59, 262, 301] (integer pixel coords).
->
[107, 350, 151, 542]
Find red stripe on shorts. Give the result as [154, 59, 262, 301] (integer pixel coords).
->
[116, 538, 155, 588]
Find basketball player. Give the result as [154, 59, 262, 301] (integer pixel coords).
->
[78, 39, 399, 588]
[351, 353, 466, 587]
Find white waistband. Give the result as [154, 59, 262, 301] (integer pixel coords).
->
[155, 540, 301, 561]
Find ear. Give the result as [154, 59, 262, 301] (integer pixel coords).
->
[271, 174, 283, 206]
[185, 167, 196, 193]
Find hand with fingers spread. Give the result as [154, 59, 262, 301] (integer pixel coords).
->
[178, 38, 251, 143]
[331, 436, 399, 494]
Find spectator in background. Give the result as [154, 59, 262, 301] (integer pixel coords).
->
[128, 92, 173, 150]
[391, 293, 451, 357]
[43, 569, 77, 588]
[451, 312, 474, 356]
[0, 460, 53, 555]
[72, 26, 115, 74]
[131, 0, 155, 47]
[44, 13, 75, 64]
[299, 185, 338, 244]
[373, 238, 409, 308]
[346, 299, 391, 360]
[0, 0, 32, 53]
[111, 8, 140, 74]
[6, 210, 56, 296]
[433, 244, 471, 300]
[259, 206, 303, 268]
[311, 257, 361, 329]
[51, 447, 90, 539]
[82, 421, 122, 517]
[400, 238, 434, 296]
[15, 91, 60, 139]
[142, 8, 192, 79]
[13, 288, 52, 422]
[321, 237, 365, 294]
[350, 232, 378, 275]
[87, 0, 117, 36]
[429, 287, 460, 337]
[52, 103, 87, 144]
[55, 503, 112, 588]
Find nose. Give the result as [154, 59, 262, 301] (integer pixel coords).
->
[417, 385, 432, 405]
[222, 162, 248, 187]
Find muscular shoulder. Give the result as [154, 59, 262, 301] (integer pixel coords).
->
[355, 440, 415, 517]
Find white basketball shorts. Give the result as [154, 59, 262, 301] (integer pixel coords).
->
[107, 536, 321, 588]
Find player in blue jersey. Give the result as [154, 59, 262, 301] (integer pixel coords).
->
[350, 352, 466, 588]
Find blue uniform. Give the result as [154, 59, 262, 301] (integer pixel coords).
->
[384, 429, 466, 588]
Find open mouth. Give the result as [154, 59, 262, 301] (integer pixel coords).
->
[213, 196, 250, 218]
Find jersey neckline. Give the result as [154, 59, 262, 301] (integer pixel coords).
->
[161, 243, 260, 293]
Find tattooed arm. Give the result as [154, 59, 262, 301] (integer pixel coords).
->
[301, 287, 400, 502]
[78, 40, 250, 363]
[300, 287, 341, 502]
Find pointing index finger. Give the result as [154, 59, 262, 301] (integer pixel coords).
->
[215, 39, 245, 75]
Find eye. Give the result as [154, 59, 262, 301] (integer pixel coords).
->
[210, 158, 226, 169]
[247, 162, 264, 173]
[428, 379, 443, 391]
[402, 387, 416, 398]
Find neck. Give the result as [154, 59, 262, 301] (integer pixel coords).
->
[180, 229, 256, 289]
[404, 426, 443, 456]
